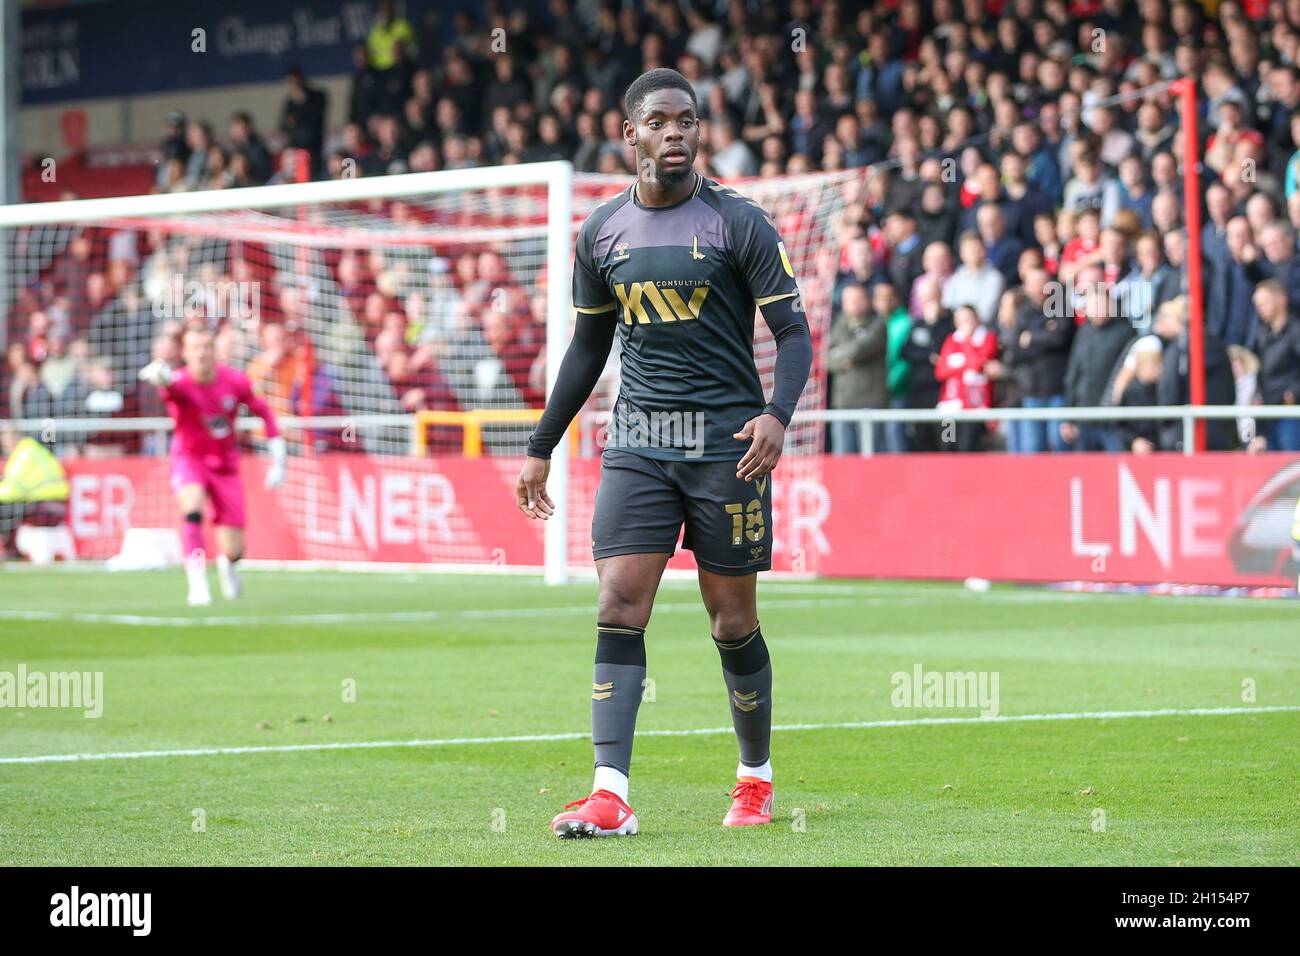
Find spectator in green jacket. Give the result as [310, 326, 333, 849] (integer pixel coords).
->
[367, 1, 417, 72]
[880, 282, 913, 453]
[0, 426, 69, 559]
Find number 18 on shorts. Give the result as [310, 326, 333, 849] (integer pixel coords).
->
[590, 448, 772, 575]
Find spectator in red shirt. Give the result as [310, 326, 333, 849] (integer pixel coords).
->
[1060, 208, 1101, 281]
[936, 305, 1000, 451]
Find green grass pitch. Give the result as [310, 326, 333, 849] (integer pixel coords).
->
[1, 568, 1296, 866]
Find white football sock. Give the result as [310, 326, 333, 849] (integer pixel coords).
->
[593, 766, 629, 802]
[738, 759, 772, 782]
[217, 553, 242, 600]
[185, 553, 211, 606]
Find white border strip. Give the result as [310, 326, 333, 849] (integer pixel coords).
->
[0, 161, 574, 227]
[0, 597, 867, 627]
[2, 705, 1294, 765]
[2, 585, 1293, 624]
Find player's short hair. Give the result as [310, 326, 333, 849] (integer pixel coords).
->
[624, 68, 698, 122]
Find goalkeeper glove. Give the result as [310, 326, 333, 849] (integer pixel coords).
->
[137, 360, 174, 387]
[264, 436, 287, 490]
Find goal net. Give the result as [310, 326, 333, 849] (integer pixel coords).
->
[0, 164, 862, 579]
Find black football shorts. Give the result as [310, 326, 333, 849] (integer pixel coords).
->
[590, 447, 773, 574]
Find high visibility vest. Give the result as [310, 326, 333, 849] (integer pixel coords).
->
[0, 438, 70, 504]
[366, 18, 416, 70]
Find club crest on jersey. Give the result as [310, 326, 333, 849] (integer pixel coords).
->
[614, 280, 709, 325]
[208, 415, 232, 438]
[222, 395, 236, 411]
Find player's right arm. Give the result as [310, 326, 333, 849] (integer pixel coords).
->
[139, 333, 181, 398]
[517, 219, 617, 520]
[137, 359, 175, 389]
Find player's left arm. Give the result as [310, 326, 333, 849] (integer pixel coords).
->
[731, 208, 813, 480]
[238, 374, 286, 489]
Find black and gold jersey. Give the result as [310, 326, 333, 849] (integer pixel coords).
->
[572, 172, 802, 461]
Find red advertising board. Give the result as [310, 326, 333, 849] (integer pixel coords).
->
[61, 453, 1300, 587]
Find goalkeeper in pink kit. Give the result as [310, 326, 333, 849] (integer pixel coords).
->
[138, 326, 285, 606]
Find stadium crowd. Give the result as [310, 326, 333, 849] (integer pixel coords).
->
[5, 0, 1300, 457]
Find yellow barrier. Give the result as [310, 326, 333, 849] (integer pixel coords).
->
[414, 409, 578, 457]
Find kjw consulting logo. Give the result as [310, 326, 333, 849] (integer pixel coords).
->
[890, 662, 1000, 718]
[0, 665, 103, 718]
[50, 886, 151, 936]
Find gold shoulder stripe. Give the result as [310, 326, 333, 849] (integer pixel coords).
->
[574, 302, 617, 314]
[754, 292, 797, 307]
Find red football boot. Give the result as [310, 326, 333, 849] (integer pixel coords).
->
[550, 789, 639, 838]
[723, 777, 773, 827]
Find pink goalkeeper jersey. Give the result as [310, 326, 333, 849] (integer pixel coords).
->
[162, 364, 280, 470]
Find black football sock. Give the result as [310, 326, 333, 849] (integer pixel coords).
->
[591, 622, 646, 782]
[713, 623, 772, 769]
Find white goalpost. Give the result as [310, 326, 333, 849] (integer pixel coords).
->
[0, 162, 576, 582]
[1, 162, 860, 581]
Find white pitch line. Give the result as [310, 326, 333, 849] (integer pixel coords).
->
[2, 705, 1295, 766]
[0, 596, 917, 627]
[3, 584, 1291, 626]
